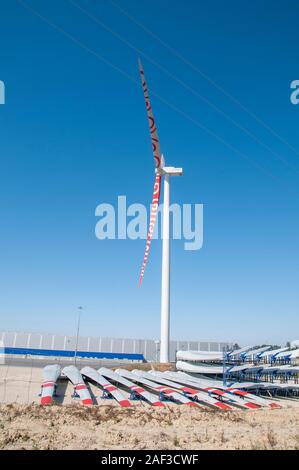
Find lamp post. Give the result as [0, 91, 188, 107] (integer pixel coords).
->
[74, 306, 83, 366]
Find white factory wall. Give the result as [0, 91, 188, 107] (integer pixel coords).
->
[0, 330, 233, 362]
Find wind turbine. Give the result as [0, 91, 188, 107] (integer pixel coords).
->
[138, 60, 183, 363]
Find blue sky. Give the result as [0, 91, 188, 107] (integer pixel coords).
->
[0, 0, 298, 345]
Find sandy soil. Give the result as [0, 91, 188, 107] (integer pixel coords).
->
[0, 401, 299, 450]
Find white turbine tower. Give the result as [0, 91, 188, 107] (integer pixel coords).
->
[138, 60, 183, 363]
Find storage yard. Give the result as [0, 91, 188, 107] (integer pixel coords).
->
[1, 341, 299, 450]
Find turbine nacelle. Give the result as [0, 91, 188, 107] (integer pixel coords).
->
[155, 154, 183, 177]
[158, 166, 183, 177]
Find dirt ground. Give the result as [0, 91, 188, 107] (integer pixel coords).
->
[1, 401, 299, 450]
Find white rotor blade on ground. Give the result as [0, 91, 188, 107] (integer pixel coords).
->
[40, 364, 61, 405]
[128, 370, 200, 407]
[62, 365, 92, 406]
[226, 385, 281, 408]
[174, 371, 281, 408]
[156, 371, 260, 409]
[81, 366, 131, 408]
[100, 367, 164, 406]
[166, 372, 279, 408]
[145, 371, 233, 410]
[147, 371, 237, 410]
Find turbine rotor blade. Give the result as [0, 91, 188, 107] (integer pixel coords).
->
[139, 174, 161, 284]
[138, 59, 163, 170]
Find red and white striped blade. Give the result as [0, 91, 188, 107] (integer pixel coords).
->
[138, 59, 163, 170]
[150, 371, 236, 410]
[166, 372, 261, 409]
[123, 371, 193, 406]
[82, 366, 131, 408]
[227, 388, 281, 408]
[116, 368, 164, 406]
[138, 60, 164, 285]
[175, 371, 268, 408]
[102, 383, 131, 408]
[40, 365, 61, 405]
[41, 381, 55, 405]
[100, 367, 164, 406]
[149, 373, 232, 410]
[180, 386, 233, 410]
[74, 383, 93, 406]
[154, 385, 201, 407]
[204, 387, 260, 409]
[130, 384, 164, 406]
[62, 365, 92, 406]
[133, 371, 203, 408]
[139, 174, 161, 284]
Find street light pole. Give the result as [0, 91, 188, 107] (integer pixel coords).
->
[74, 306, 83, 366]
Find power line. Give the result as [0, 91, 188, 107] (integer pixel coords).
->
[68, 0, 299, 177]
[15, 0, 298, 194]
[109, 0, 299, 159]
